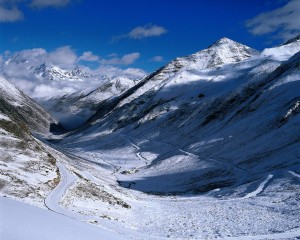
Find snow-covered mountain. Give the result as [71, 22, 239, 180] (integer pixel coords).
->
[105, 37, 260, 109]
[42, 76, 140, 130]
[0, 76, 60, 207]
[4, 52, 93, 82]
[61, 37, 300, 194]
[32, 63, 93, 81]
[0, 76, 58, 133]
[1, 36, 300, 240]
[1, 54, 142, 129]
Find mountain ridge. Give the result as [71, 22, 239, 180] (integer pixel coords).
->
[58, 36, 300, 195]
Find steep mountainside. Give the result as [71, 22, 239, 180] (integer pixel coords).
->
[0, 77, 60, 206]
[42, 76, 139, 130]
[0, 77, 57, 133]
[60, 37, 300, 194]
[86, 37, 259, 122]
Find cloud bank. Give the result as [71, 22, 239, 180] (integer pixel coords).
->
[78, 51, 100, 62]
[127, 25, 167, 39]
[246, 0, 300, 41]
[0, 5, 23, 22]
[49, 46, 77, 68]
[1, 47, 146, 99]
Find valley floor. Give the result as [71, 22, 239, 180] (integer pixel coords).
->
[1, 132, 300, 240]
[5, 132, 298, 240]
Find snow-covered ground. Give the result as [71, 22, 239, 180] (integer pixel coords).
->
[0, 197, 124, 240]
[21, 135, 299, 239]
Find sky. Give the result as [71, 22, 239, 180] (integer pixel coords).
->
[0, 0, 299, 100]
[0, 0, 299, 73]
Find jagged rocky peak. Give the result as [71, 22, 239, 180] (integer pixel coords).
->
[32, 63, 93, 81]
[190, 37, 260, 68]
[212, 37, 236, 45]
[71, 66, 93, 78]
[283, 34, 300, 45]
[72, 66, 82, 75]
[155, 37, 259, 79]
[34, 63, 47, 73]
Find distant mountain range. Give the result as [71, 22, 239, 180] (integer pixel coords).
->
[31, 64, 93, 81]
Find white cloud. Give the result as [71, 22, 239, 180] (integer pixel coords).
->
[32, 84, 75, 98]
[151, 56, 164, 62]
[30, 0, 70, 8]
[122, 68, 146, 79]
[78, 51, 100, 62]
[0, 0, 72, 22]
[128, 24, 167, 39]
[113, 24, 167, 42]
[100, 52, 140, 65]
[5, 48, 48, 67]
[246, 0, 300, 41]
[48, 46, 77, 68]
[95, 66, 146, 79]
[1, 47, 146, 99]
[0, 5, 23, 22]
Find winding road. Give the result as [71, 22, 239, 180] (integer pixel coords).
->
[44, 162, 79, 219]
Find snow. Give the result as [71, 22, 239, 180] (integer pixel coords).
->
[41, 37, 300, 239]
[38, 76, 139, 130]
[262, 40, 300, 61]
[45, 130, 300, 239]
[0, 77, 24, 107]
[45, 162, 78, 217]
[0, 113, 10, 121]
[221, 228, 300, 240]
[289, 171, 300, 178]
[0, 197, 124, 240]
[242, 174, 273, 199]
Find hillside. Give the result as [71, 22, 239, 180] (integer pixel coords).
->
[59, 37, 300, 194]
[0, 76, 60, 206]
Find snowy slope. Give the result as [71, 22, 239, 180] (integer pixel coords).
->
[42, 76, 139, 130]
[0, 197, 124, 240]
[0, 76, 57, 133]
[116, 37, 259, 107]
[61, 37, 300, 194]
[39, 36, 300, 239]
[0, 77, 61, 206]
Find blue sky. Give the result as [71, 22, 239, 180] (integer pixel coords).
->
[0, 0, 299, 72]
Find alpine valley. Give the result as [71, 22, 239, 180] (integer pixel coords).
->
[1, 36, 300, 240]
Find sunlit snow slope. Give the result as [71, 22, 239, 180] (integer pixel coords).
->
[61, 37, 300, 194]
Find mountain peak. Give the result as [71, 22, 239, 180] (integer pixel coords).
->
[283, 34, 300, 45]
[189, 37, 259, 69]
[209, 37, 247, 49]
[214, 37, 235, 45]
